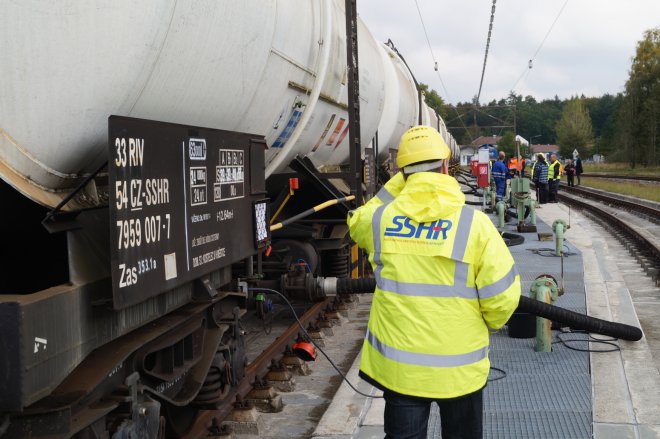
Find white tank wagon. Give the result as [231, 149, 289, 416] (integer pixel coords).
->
[1, 0, 458, 210]
[0, 3, 461, 437]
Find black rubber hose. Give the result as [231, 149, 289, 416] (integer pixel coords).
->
[337, 277, 377, 294]
[506, 207, 531, 220]
[517, 295, 642, 341]
[456, 174, 478, 191]
[501, 232, 525, 246]
[334, 278, 643, 341]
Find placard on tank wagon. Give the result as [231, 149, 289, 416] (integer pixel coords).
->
[108, 116, 268, 309]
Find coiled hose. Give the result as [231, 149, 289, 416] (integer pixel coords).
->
[331, 277, 643, 341]
[456, 173, 479, 195]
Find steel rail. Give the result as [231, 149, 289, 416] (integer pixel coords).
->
[560, 184, 660, 222]
[558, 191, 660, 265]
[580, 173, 660, 182]
[181, 298, 333, 438]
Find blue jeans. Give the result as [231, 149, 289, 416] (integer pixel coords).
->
[384, 389, 483, 439]
[494, 179, 505, 201]
[549, 179, 560, 201]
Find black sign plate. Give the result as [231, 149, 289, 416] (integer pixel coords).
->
[108, 116, 265, 309]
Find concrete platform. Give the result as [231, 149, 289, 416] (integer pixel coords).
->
[312, 202, 660, 439]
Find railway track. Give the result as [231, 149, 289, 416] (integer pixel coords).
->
[558, 189, 660, 285]
[560, 183, 660, 224]
[468, 175, 659, 285]
[180, 292, 369, 438]
[581, 173, 660, 182]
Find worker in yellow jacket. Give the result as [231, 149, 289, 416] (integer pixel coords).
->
[548, 153, 562, 202]
[348, 126, 521, 439]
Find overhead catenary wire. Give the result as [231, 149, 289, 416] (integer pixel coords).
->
[413, 0, 476, 143]
[413, 0, 567, 140]
[476, 0, 497, 104]
[510, 0, 570, 95]
[413, 0, 451, 98]
[421, 0, 502, 142]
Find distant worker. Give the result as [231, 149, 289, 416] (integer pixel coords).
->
[492, 151, 509, 202]
[530, 157, 539, 201]
[564, 159, 576, 187]
[519, 155, 526, 178]
[548, 153, 561, 203]
[532, 154, 549, 204]
[575, 154, 583, 186]
[508, 155, 519, 177]
[348, 126, 521, 439]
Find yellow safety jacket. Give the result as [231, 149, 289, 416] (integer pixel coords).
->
[348, 172, 521, 399]
[548, 159, 562, 180]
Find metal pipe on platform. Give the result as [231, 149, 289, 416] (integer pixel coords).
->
[496, 201, 507, 229]
[530, 276, 560, 352]
[553, 219, 567, 256]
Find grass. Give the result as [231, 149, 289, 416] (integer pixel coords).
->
[580, 162, 660, 202]
[579, 177, 660, 203]
[583, 162, 660, 177]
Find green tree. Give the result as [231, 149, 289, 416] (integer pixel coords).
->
[619, 27, 660, 167]
[497, 131, 517, 158]
[593, 93, 624, 158]
[419, 83, 448, 120]
[555, 98, 593, 158]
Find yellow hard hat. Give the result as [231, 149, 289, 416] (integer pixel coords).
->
[396, 125, 450, 169]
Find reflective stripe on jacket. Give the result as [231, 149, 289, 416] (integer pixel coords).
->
[491, 160, 508, 181]
[548, 160, 561, 180]
[348, 172, 521, 399]
[372, 172, 405, 204]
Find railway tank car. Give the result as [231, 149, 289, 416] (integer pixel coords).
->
[0, 1, 459, 437]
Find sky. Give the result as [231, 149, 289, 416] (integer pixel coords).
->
[356, 0, 660, 105]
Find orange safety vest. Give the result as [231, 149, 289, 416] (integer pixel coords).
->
[509, 157, 522, 172]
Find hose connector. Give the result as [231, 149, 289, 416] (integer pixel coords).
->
[530, 275, 560, 352]
[316, 277, 377, 297]
[552, 219, 567, 256]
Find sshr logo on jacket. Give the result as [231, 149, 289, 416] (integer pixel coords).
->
[384, 215, 453, 240]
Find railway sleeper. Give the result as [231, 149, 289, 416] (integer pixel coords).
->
[646, 267, 659, 282]
[639, 257, 653, 270]
[264, 360, 296, 392]
[207, 419, 234, 438]
[582, 210, 659, 285]
[244, 376, 283, 413]
[306, 324, 326, 347]
[224, 396, 260, 435]
[281, 345, 312, 376]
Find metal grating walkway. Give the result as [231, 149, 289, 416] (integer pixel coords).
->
[428, 216, 592, 438]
